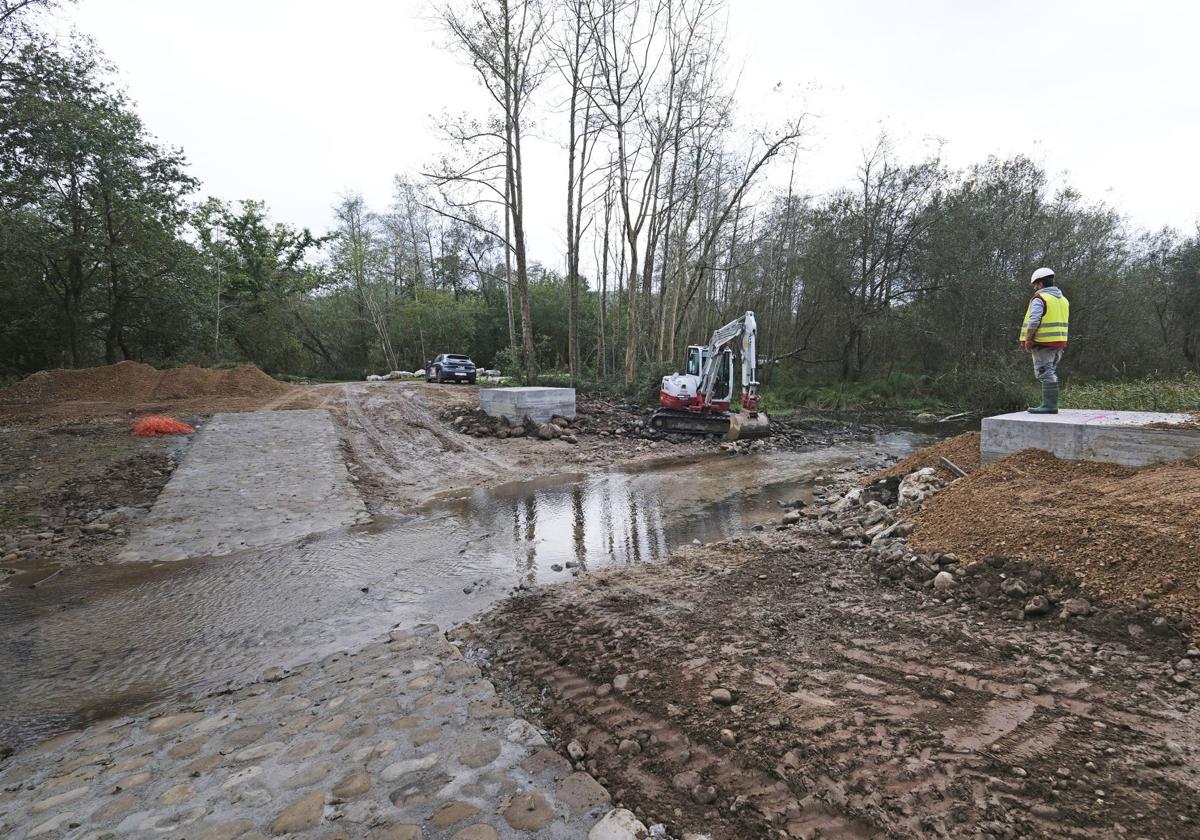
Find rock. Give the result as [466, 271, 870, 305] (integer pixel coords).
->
[1000, 578, 1028, 598]
[898, 467, 944, 507]
[536, 423, 559, 441]
[1060, 597, 1092, 617]
[782, 510, 802, 525]
[562, 434, 579, 444]
[271, 791, 326, 834]
[567, 739, 586, 761]
[431, 801, 481, 828]
[710, 688, 734, 706]
[381, 753, 440, 782]
[555, 772, 610, 815]
[500, 792, 555, 831]
[510, 426, 527, 438]
[691, 784, 718, 804]
[719, 729, 737, 747]
[588, 808, 649, 840]
[1023, 595, 1051, 617]
[617, 738, 641, 755]
[932, 571, 956, 592]
[1177, 658, 1193, 672]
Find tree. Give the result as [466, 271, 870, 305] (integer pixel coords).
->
[433, 0, 549, 385]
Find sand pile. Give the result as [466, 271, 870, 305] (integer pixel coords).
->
[0, 362, 291, 405]
[865, 431, 981, 483]
[911, 448, 1200, 629]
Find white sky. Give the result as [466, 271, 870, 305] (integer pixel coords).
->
[65, 0, 1200, 271]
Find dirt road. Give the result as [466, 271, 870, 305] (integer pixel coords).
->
[470, 510, 1200, 838]
[329, 382, 719, 512]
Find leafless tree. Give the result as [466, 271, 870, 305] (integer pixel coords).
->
[432, 0, 549, 384]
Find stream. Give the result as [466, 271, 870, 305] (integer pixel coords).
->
[0, 431, 932, 753]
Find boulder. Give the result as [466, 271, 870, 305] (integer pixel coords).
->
[588, 809, 648, 840]
[1023, 595, 1051, 617]
[932, 571, 956, 592]
[898, 467, 944, 507]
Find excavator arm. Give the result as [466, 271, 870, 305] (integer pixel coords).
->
[697, 311, 759, 410]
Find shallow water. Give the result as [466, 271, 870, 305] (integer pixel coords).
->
[0, 432, 929, 751]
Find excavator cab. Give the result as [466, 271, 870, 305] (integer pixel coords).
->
[685, 346, 705, 377]
[710, 349, 734, 406]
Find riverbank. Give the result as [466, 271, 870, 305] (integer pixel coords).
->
[468, 447, 1200, 839]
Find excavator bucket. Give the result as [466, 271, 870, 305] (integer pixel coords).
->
[726, 410, 771, 441]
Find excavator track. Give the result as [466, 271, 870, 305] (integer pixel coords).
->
[649, 408, 772, 440]
[649, 408, 732, 437]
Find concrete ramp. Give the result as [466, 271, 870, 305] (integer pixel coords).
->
[119, 410, 367, 562]
[981, 409, 1200, 467]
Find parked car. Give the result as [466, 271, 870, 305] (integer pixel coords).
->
[426, 353, 477, 384]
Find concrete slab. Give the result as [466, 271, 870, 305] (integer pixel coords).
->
[981, 408, 1200, 467]
[481, 386, 576, 424]
[119, 410, 367, 562]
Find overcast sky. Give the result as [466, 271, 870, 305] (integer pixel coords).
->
[65, 0, 1200, 270]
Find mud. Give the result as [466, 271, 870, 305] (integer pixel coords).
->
[0, 424, 184, 577]
[469, 501, 1200, 839]
[334, 382, 886, 513]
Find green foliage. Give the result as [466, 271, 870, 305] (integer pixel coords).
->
[1060, 373, 1200, 412]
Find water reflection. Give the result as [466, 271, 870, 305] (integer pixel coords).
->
[0, 433, 929, 751]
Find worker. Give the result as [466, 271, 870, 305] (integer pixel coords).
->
[1019, 267, 1070, 414]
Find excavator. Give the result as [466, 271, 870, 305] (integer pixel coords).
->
[650, 310, 771, 440]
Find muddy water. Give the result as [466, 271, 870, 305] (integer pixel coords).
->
[0, 433, 928, 752]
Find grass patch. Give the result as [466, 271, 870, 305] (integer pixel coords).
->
[1060, 373, 1200, 412]
[759, 375, 953, 416]
[0, 504, 38, 534]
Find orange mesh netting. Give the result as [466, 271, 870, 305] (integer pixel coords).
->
[131, 415, 195, 436]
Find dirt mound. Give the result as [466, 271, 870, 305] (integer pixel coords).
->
[0, 362, 299, 426]
[148, 365, 292, 400]
[0, 362, 292, 405]
[864, 430, 980, 483]
[911, 448, 1200, 629]
[0, 361, 162, 404]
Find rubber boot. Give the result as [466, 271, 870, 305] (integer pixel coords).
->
[1028, 382, 1059, 414]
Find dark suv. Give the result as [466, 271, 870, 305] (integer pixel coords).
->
[426, 354, 477, 384]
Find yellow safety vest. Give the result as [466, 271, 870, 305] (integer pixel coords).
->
[1021, 291, 1070, 345]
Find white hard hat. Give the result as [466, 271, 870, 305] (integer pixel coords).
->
[1030, 267, 1055, 285]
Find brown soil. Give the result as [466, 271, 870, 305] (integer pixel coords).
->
[469, 527, 1199, 839]
[911, 449, 1200, 631]
[0, 362, 314, 427]
[331, 382, 878, 513]
[0, 423, 181, 578]
[864, 430, 981, 483]
[1143, 412, 1200, 431]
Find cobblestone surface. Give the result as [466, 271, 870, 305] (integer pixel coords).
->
[0, 624, 616, 839]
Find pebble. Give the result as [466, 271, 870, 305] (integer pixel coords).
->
[719, 729, 737, 747]
[710, 688, 734, 706]
[617, 738, 641, 756]
[932, 571, 955, 592]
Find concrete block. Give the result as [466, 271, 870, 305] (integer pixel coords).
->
[981, 409, 1200, 467]
[480, 386, 576, 425]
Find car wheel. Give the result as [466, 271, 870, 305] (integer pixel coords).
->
[467, 377, 476, 385]
[435, 369, 444, 384]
